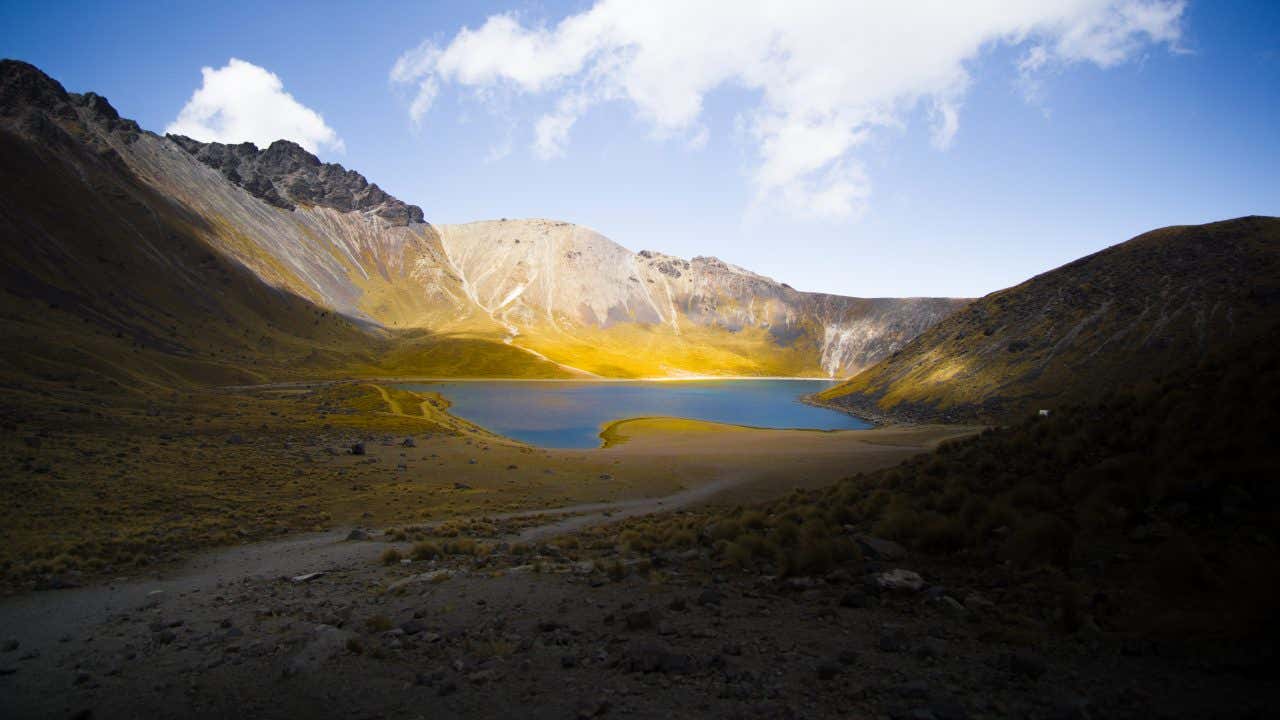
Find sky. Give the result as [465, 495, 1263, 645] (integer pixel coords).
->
[2, 1, 1277, 298]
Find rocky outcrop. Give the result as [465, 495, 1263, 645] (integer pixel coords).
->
[166, 135, 425, 226]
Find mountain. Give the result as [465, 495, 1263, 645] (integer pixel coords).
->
[818, 216, 1280, 423]
[0, 59, 965, 387]
[0, 59, 570, 393]
[435, 219, 965, 376]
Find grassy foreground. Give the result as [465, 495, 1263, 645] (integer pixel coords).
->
[0, 374, 970, 594]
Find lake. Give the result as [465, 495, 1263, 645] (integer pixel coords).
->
[396, 379, 871, 448]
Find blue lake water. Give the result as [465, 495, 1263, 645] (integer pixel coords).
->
[397, 379, 871, 449]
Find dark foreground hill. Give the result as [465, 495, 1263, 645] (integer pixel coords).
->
[819, 216, 1280, 423]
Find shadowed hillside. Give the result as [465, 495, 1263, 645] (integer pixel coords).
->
[819, 216, 1280, 423]
[578, 322, 1280, 641]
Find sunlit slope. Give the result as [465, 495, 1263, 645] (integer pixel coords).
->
[0, 60, 567, 393]
[439, 219, 966, 377]
[2, 60, 964, 382]
[820, 216, 1280, 422]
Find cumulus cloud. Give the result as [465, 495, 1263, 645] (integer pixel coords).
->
[390, 1, 1185, 219]
[167, 58, 343, 154]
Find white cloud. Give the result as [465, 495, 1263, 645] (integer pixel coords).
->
[166, 58, 343, 154]
[390, 1, 1185, 219]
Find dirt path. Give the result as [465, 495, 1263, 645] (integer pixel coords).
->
[0, 469, 768, 672]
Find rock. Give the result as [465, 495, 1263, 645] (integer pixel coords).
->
[962, 593, 995, 614]
[415, 670, 444, 686]
[825, 568, 853, 584]
[284, 625, 356, 677]
[577, 698, 611, 718]
[625, 609, 655, 631]
[226, 434, 246, 445]
[891, 681, 932, 699]
[933, 595, 966, 617]
[697, 588, 725, 606]
[915, 637, 947, 660]
[927, 701, 969, 720]
[400, 620, 426, 636]
[876, 569, 925, 593]
[387, 569, 452, 591]
[289, 572, 324, 583]
[1048, 693, 1093, 720]
[816, 660, 843, 681]
[402, 437, 416, 448]
[1, 640, 17, 653]
[560, 654, 577, 669]
[839, 590, 873, 609]
[996, 651, 1048, 680]
[437, 680, 457, 696]
[856, 535, 909, 561]
[624, 641, 690, 674]
[345, 528, 369, 542]
[169, 135, 426, 225]
[455, 482, 473, 489]
[598, 474, 614, 481]
[783, 577, 816, 591]
[350, 442, 366, 456]
[878, 626, 909, 653]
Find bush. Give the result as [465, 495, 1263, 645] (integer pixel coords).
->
[365, 614, 392, 632]
[410, 541, 440, 561]
[380, 548, 402, 565]
[1000, 514, 1073, 569]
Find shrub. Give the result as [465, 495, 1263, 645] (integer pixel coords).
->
[443, 537, 477, 555]
[665, 529, 697, 549]
[380, 548, 402, 565]
[410, 541, 440, 561]
[741, 510, 768, 530]
[1000, 514, 1073, 569]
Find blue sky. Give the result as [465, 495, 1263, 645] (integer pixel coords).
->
[2, 1, 1277, 298]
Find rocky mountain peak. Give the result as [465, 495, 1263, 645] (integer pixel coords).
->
[1, 59, 142, 152]
[0, 59, 74, 119]
[167, 134, 426, 226]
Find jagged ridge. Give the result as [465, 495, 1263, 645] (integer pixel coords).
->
[166, 135, 425, 226]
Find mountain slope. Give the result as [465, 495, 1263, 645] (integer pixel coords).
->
[0, 59, 569, 393]
[437, 219, 966, 377]
[0, 59, 964, 382]
[819, 216, 1280, 422]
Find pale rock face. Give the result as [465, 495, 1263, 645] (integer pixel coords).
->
[437, 219, 965, 376]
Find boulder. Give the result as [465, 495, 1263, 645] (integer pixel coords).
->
[856, 535, 909, 561]
[284, 625, 356, 677]
[876, 569, 926, 593]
